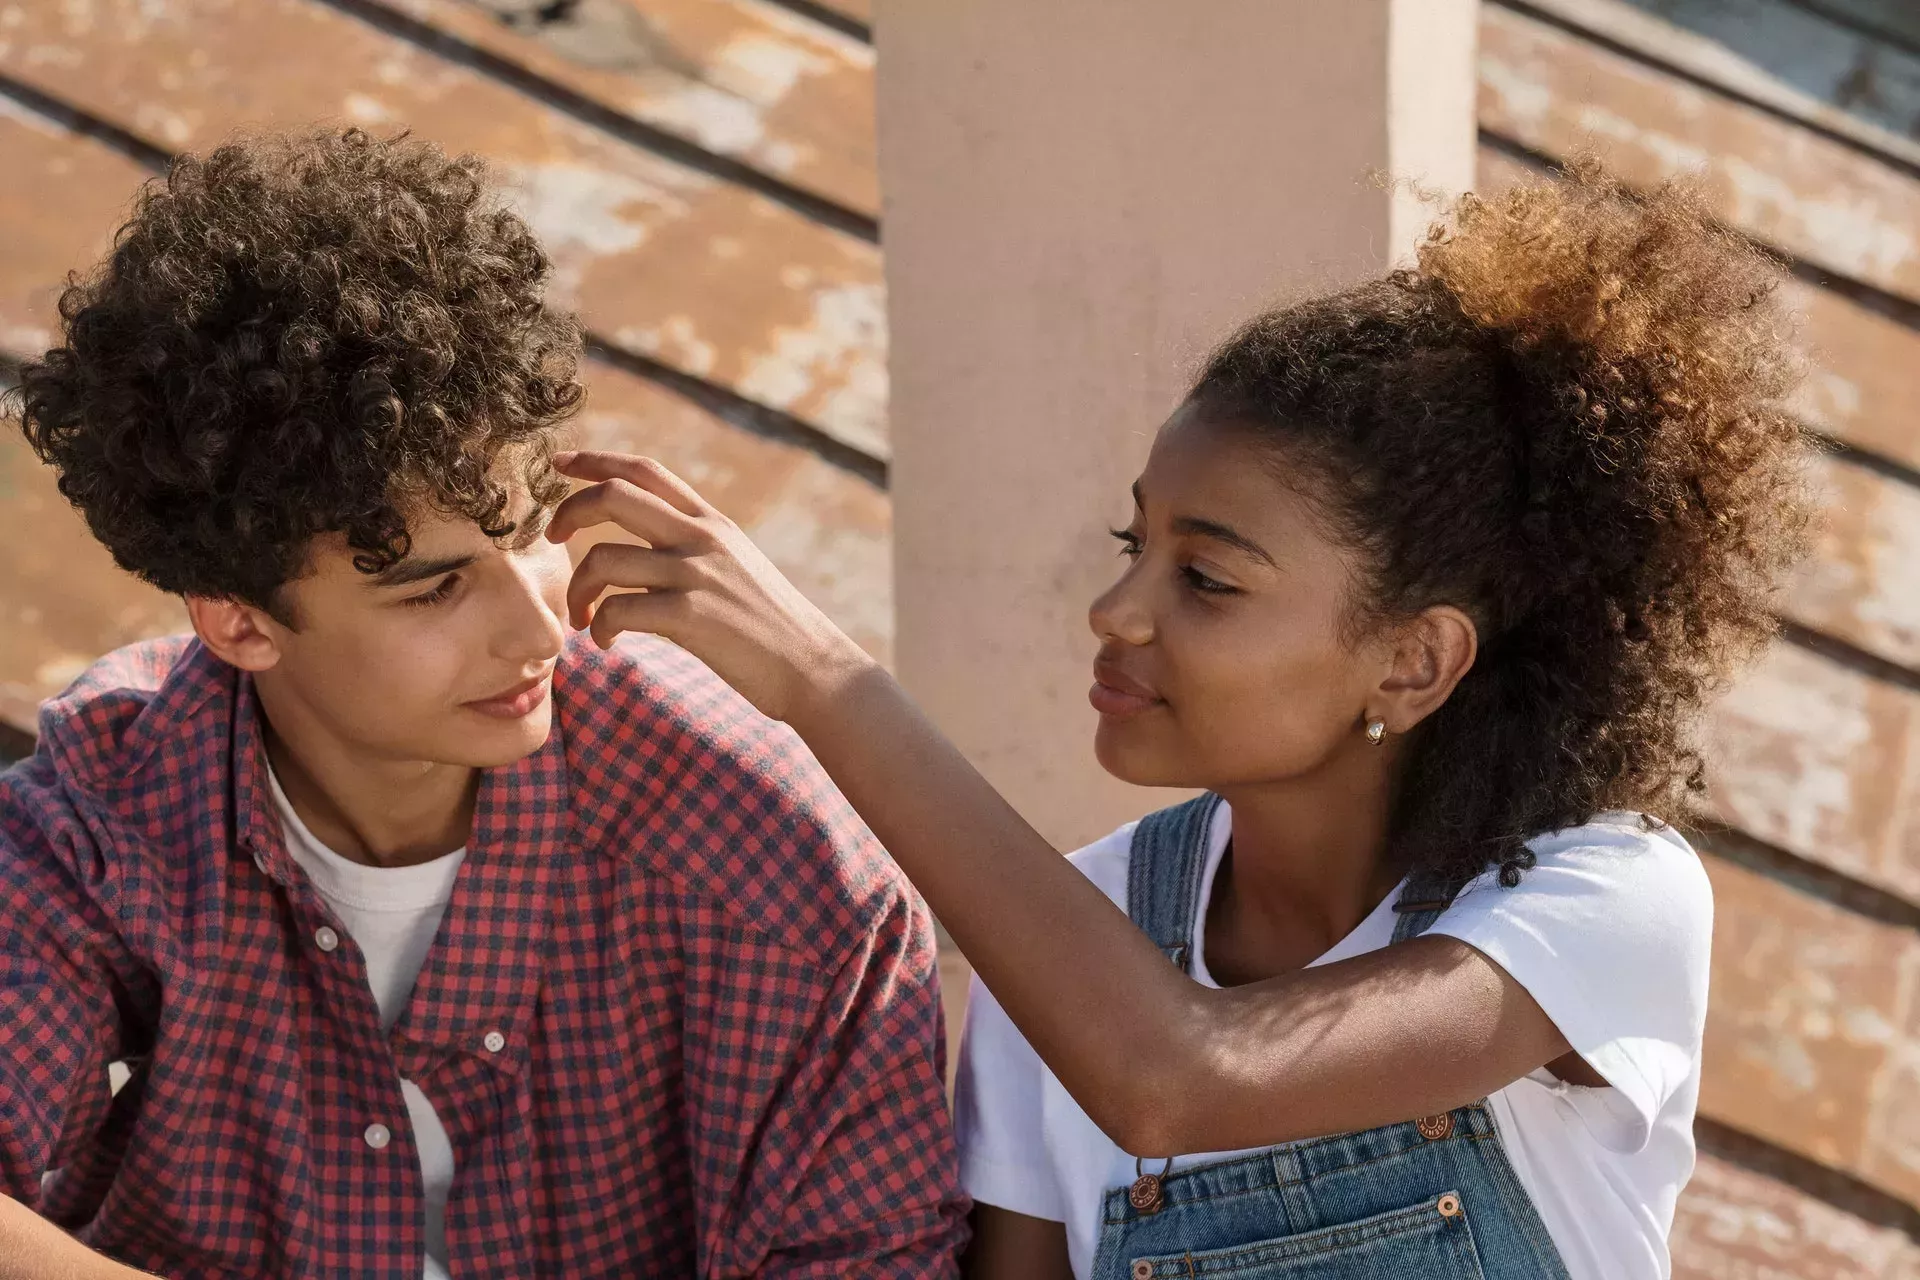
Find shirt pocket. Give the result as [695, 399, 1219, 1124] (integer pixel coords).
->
[1123, 1191, 1485, 1279]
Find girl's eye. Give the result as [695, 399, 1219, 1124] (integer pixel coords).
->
[1108, 528, 1143, 558]
[1182, 566, 1237, 595]
[404, 574, 461, 608]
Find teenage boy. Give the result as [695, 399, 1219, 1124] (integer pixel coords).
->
[0, 128, 966, 1278]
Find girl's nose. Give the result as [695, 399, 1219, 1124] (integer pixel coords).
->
[1089, 575, 1154, 647]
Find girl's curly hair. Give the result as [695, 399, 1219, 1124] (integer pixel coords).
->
[12, 127, 583, 619]
[1189, 160, 1815, 890]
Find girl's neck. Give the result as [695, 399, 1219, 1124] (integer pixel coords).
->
[1209, 754, 1403, 977]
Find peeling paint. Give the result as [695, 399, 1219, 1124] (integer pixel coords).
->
[614, 317, 717, 377]
[646, 77, 769, 158]
[1710, 645, 1883, 868]
[1674, 1152, 1920, 1276]
[1480, 6, 1920, 302]
[736, 281, 888, 457]
[506, 160, 671, 253]
[712, 31, 833, 105]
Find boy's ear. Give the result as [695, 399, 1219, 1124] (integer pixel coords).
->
[186, 595, 286, 673]
[1372, 605, 1478, 735]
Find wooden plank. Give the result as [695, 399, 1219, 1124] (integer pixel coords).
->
[1701, 855, 1920, 1209]
[1808, 0, 1920, 54]
[0, 108, 153, 359]
[1672, 1151, 1920, 1278]
[1479, 4, 1920, 305]
[1782, 277, 1920, 471]
[0, 0, 888, 461]
[788, 0, 870, 26]
[0, 428, 186, 733]
[1476, 144, 1920, 477]
[1706, 641, 1920, 905]
[1513, 0, 1920, 169]
[361, 0, 878, 218]
[1795, 455, 1920, 676]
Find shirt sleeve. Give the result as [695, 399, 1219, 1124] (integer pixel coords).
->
[1425, 817, 1713, 1154]
[951, 974, 1068, 1222]
[692, 885, 970, 1278]
[0, 761, 127, 1204]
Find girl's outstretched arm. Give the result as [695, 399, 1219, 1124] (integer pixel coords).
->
[546, 450, 1572, 1157]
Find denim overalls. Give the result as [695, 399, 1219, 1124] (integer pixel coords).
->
[1089, 795, 1572, 1279]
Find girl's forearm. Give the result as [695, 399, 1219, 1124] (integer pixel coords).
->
[789, 658, 1565, 1157]
[795, 655, 1244, 1153]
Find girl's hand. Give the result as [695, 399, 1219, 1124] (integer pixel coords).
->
[545, 450, 873, 723]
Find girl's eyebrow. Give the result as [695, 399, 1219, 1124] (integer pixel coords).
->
[1171, 516, 1277, 568]
[1132, 480, 1277, 568]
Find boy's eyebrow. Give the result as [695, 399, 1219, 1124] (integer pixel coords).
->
[506, 508, 554, 549]
[1131, 481, 1277, 567]
[368, 510, 553, 588]
[370, 553, 475, 589]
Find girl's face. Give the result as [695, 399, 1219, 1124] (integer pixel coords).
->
[1089, 404, 1391, 790]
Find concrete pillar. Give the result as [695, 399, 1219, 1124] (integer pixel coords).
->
[876, 0, 1479, 851]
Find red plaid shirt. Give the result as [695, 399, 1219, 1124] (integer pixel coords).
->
[0, 634, 967, 1277]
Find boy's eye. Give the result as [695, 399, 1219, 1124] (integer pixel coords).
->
[404, 574, 461, 607]
[1109, 528, 1143, 557]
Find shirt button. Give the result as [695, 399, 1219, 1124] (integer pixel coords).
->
[482, 1030, 506, 1054]
[363, 1123, 391, 1150]
[314, 926, 340, 953]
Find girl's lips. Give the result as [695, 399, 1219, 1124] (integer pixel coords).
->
[1089, 680, 1162, 718]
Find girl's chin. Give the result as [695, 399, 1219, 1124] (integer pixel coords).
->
[1092, 723, 1193, 790]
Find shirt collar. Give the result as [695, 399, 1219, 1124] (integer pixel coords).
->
[230, 666, 569, 1073]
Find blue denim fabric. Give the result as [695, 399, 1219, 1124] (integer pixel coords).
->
[1090, 795, 1571, 1279]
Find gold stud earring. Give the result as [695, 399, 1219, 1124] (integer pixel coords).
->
[1366, 719, 1386, 745]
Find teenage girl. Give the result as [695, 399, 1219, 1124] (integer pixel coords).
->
[545, 164, 1812, 1279]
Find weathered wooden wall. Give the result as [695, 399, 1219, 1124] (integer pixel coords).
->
[0, 0, 1915, 1273]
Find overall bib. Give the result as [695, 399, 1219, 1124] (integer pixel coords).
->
[1089, 795, 1573, 1280]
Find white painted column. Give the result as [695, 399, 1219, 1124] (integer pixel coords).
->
[876, 0, 1479, 850]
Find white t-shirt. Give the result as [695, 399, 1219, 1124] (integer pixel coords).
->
[953, 802, 1712, 1280]
[269, 769, 464, 1280]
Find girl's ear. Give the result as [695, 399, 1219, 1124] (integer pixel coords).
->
[1372, 605, 1478, 735]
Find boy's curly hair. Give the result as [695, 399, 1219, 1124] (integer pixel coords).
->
[12, 127, 583, 619]
[1189, 160, 1814, 889]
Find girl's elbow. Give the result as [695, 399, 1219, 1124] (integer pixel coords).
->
[1084, 1042, 1205, 1157]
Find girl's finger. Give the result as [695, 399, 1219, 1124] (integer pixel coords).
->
[552, 451, 711, 518]
[546, 476, 697, 546]
[587, 586, 687, 651]
[566, 541, 686, 632]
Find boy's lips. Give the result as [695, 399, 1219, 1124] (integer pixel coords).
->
[465, 671, 552, 719]
[1090, 663, 1163, 718]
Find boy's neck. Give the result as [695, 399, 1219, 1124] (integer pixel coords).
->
[256, 689, 477, 869]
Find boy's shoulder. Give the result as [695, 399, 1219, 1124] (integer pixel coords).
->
[25, 634, 216, 794]
[554, 632, 913, 962]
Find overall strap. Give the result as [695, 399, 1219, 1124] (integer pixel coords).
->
[1390, 867, 1458, 944]
[1126, 793, 1224, 975]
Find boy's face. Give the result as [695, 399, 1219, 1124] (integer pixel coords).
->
[216, 483, 574, 772]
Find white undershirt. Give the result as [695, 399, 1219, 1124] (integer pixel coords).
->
[953, 804, 1713, 1280]
[268, 768, 464, 1280]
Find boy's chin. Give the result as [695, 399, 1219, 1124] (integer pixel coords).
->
[434, 709, 555, 770]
